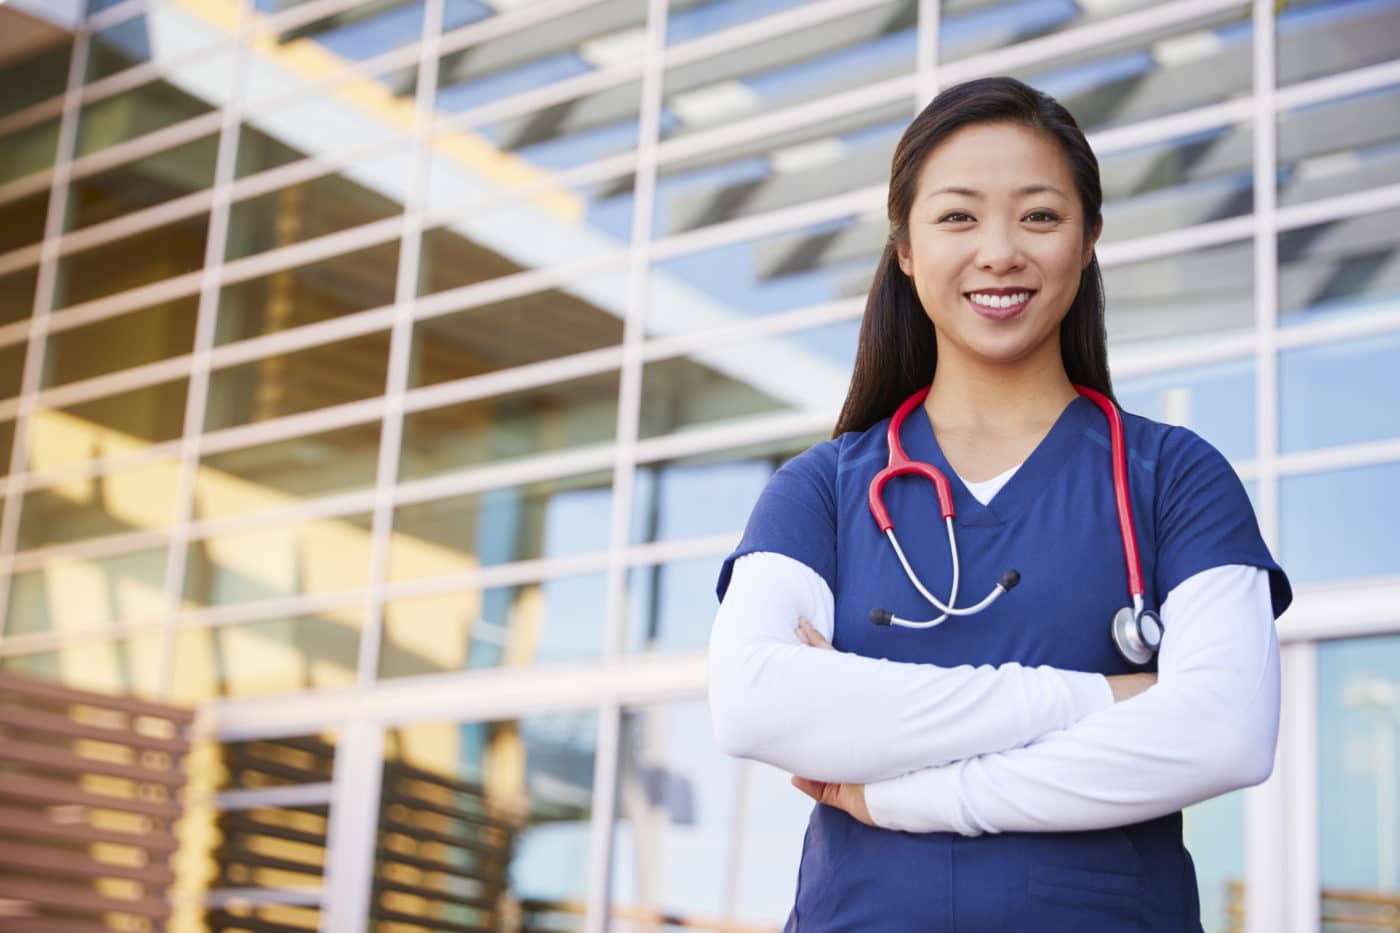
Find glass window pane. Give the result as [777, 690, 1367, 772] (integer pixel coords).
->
[17, 458, 182, 549]
[1115, 357, 1256, 462]
[0, 420, 13, 479]
[611, 701, 806, 929]
[1278, 83, 1400, 209]
[0, 265, 39, 326]
[647, 213, 875, 337]
[53, 212, 210, 309]
[1281, 462, 1400, 585]
[1104, 239, 1254, 349]
[6, 546, 169, 636]
[409, 276, 628, 387]
[240, 55, 418, 152]
[65, 134, 219, 232]
[638, 322, 857, 440]
[168, 610, 364, 702]
[182, 511, 375, 607]
[431, 2, 647, 165]
[0, 634, 163, 697]
[399, 372, 620, 484]
[667, 0, 817, 44]
[185, 734, 337, 931]
[0, 116, 61, 184]
[1099, 121, 1254, 246]
[661, 0, 915, 142]
[631, 434, 826, 546]
[41, 296, 200, 387]
[225, 148, 411, 260]
[0, 188, 51, 254]
[626, 557, 723, 654]
[0, 37, 71, 118]
[85, 10, 231, 83]
[1183, 791, 1247, 933]
[235, 121, 308, 179]
[1279, 206, 1400, 327]
[27, 379, 188, 472]
[1278, 0, 1400, 85]
[0, 341, 25, 400]
[75, 65, 230, 158]
[194, 421, 383, 520]
[1013, 4, 1253, 133]
[940, 0, 1157, 63]
[388, 471, 613, 583]
[1281, 332, 1400, 452]
[215, 243, 399, 344]
[1318, 633, 1400, 907]
[276, 0, 428, 60]
[416, 177, 633, 298]
[373, 712, 596, 932]
[653, 99, 912, 238]
[380, 572, 607, 677]
[204, 331, 391, 430]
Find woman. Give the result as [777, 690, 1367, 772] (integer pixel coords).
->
[707, 77, 1291, 932]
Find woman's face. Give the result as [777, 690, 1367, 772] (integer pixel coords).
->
[896, 121, 1099, 371]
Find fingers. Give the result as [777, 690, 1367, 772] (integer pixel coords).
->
[795, 616, 835, 650]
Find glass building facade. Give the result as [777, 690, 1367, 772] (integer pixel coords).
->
[0, 0, 1396, 929]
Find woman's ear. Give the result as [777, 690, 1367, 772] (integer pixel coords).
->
[1083, 218, 1103, 269]
[896, 241, 913, 277]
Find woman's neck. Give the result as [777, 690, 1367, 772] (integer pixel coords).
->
[924, 348, 1078, 435]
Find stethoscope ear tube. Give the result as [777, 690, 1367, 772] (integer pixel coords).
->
[867, 385, 1161, 663]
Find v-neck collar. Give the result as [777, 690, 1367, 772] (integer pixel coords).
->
[902, 395, 1099, 527]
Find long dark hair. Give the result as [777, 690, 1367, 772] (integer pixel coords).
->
[832, 76, 1113, 438]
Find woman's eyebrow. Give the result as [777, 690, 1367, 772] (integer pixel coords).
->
[925, 184, 1070, 199]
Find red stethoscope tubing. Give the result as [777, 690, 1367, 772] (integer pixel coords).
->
[869, 383, 1147, 604]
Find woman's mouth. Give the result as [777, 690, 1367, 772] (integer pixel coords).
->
[965, 289, 1035, 320]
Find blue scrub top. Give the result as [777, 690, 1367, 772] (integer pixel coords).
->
[716, 396, 1291, 933]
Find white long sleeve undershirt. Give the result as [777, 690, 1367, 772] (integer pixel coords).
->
[863, 561, 1279, 834]
[708, 546, 1115, 785]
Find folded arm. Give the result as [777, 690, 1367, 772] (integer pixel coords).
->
[863, 564, 1280, 833]
[708, 551, 1114, 784]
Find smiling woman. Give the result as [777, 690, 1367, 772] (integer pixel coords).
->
[707, 77, 1291, 933]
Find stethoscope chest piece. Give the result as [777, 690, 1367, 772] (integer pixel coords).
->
[1112, 605, 1163, 666]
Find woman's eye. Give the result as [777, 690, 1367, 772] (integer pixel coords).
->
[1025, 211, 1060, 223]
[939, 212, 974, 223]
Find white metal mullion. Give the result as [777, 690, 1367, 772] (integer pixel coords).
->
[0, 28, 89, 641]
[1281, 641, 1320, 933]
[1274, 57, 1400, 113]
[917, 0, 939, 106]
[0, 96, 67, 141]
[0, 247, 43, 279]
[1244, 1, 1292, 930]
[47, 271, 205, 330]
[356, 0, 442, 693]
[320, 717, 385, 933]
[153, 2, 251, 701]
[321, 6, 440, 925]
[585, 0, 670, 928]
[18, 441, 184, 495]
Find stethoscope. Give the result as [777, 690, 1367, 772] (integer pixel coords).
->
[867, 384, 1164, 666]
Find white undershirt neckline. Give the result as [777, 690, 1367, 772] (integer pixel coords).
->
[959, 461, 1022, 506]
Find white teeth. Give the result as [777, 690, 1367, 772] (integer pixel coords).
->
[969, 291, 1031, 309]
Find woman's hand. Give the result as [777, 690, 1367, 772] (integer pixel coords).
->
[791, 776, 876, 826]
[791, 617, 876, 825]
[1107, 672, 1157, 702]
[795, 616, 833, 650]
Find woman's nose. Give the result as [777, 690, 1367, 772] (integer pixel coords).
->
[975, 226, 1024, 273]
